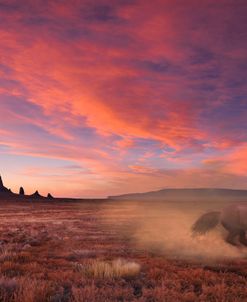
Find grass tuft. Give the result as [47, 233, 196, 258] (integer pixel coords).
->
[75, 258, 141, 279]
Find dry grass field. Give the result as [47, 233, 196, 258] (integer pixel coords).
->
[0, 199, 246, 301]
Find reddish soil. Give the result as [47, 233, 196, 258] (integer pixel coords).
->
[0, 199, 246, 301]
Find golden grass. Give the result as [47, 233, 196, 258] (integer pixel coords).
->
[76, 258, 140, 279]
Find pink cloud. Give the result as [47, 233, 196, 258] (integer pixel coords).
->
[0, 1, 246, 196]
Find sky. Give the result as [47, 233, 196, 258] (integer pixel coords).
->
[0, 0, 247, 197]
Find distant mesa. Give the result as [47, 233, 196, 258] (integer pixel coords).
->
[19, 187, 25, 195]
[109, 188, 247, 202]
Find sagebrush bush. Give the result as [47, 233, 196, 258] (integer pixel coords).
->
[0, 278, 18, 301]
[15, 278, 55, 302]
[0, 246, 16, 263]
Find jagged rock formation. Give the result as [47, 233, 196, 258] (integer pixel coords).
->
[30, 190, 43, 198]
[19, 187, 25, 195]
[0, 175, 12, 193]
[0, 174, 54, 200]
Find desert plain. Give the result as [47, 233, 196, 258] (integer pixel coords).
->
[0, 198, 246, 302]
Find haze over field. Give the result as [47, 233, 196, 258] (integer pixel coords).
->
[0, 0, 247, 197]
[100, 200, 247, 260]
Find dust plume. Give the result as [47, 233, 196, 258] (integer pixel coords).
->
[101, 200, 247, 261]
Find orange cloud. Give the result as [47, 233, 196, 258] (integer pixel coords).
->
[203, 143, 247, 178]
[0, 1, 246, 196]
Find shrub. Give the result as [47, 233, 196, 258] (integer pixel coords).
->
[15, 278, 55, 302]
[1, 261, 24, 277]
[0, 278, 18, 301]
[0, 246, 16, 263]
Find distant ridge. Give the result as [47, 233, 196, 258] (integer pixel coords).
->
[108, 188, 247, 202]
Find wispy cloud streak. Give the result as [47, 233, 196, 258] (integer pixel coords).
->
[0, 0, 246, 196]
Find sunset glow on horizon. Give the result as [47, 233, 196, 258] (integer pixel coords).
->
[0, 0, 247, 197]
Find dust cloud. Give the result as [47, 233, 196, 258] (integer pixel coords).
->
[100, 200, 247, 261]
